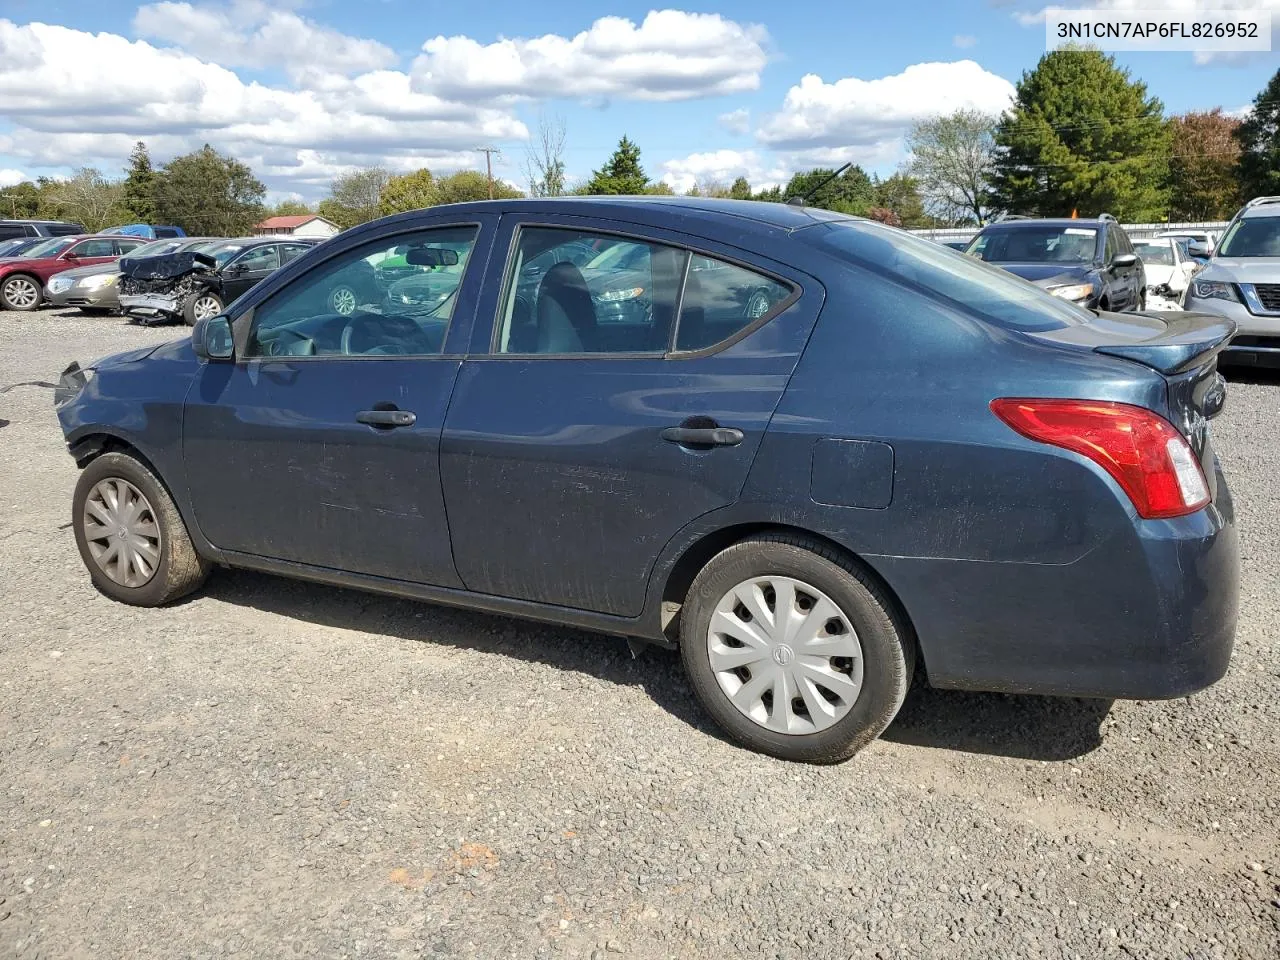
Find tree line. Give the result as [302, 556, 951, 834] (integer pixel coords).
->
[3, 54, 1276, 234]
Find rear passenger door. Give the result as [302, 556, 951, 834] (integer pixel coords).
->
[65, 238, 117, 268]
[438, 216, 822, 618]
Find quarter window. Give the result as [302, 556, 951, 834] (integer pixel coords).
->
[496, 227, 686, 355]
[675, 256, 792, 351]
[245, 226, 478, 358]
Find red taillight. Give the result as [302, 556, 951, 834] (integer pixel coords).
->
[990, 398, 1210, 519]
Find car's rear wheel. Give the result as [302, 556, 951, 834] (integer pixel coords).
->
[72, 452, 210, 606]
[680, 534, 914, 763]
[1, 274, 42, 311]
[183, 293, 223, 326]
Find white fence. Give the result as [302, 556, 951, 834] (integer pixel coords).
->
[910, 220, 1231, 243]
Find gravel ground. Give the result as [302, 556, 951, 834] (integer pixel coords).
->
[2, 306, 1278, 960]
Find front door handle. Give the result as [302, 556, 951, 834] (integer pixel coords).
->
[356, 408, 417, 428]
[661, 425, 744, 447]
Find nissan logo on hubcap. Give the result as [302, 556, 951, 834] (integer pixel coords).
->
[772, 644, 795, 666]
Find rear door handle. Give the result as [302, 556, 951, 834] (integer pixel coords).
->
[661, 426, 744, 447]
[356, 409, 417, 428]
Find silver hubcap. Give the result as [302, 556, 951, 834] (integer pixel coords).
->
[707, 576, 863, 735]
[330, 287, 357, 315]
[193, 296, 221, 320]
[4, 277, 39, 308]
[83, 478, 162, 588]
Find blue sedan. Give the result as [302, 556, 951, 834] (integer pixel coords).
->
[54, 197, 1239, 763]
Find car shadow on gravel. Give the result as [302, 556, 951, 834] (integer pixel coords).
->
[201, 568, 731, 743]
[1221, 365, 1280, 386]
[201, 568, 1113, 761]
[883, 686, 1114, 761]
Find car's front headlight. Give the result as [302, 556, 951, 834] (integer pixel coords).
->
[1192, 280, 1238, 302]
[595, 286, 645, 303]
[80, 274, 117, 290]
[1046, 282, 1094, 302]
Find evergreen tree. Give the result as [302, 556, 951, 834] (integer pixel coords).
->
[783, 166, 874, 213]
[153, 145, 266, 235]
[990, 49, 1171, 220]
[1236, 68, 1280, 199]
[583, 136, 648, 195]
[729, 176, 752, 200]
[121, 141, 157, 223]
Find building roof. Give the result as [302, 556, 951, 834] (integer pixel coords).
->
[255, 215, 335, 229]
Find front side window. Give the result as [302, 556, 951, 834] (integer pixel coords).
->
[230, 246, 279, 273]
[676, 255, 793, 351]
[1104, 228, 1120, 263]
[968, 226, 1099, 265]
[1217, 217, 1280, 257]
[245, 225, 477, 359]
[496, 227, 686, 355]
[72, 239, 115, 258]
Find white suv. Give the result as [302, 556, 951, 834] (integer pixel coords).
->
[1182, 196, 1280, 367]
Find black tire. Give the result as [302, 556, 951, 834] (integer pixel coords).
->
[72, 452, 211, 606]
[679, 534, 915, 764]
[182, 292, 223, 326]
[0, 273, 43, 311]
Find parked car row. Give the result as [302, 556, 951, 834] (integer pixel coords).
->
[0, 218, 85, 241]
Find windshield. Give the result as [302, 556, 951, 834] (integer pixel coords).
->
[1133, 241, 1174, 266]
[1216, 218, 1280, 257]
[23, 237, 77, 258]
[124, 239, 186, 258]
[801, 218, 1090, 332]
[966, 226, 1098, 264]
[204, 242, 248, 265]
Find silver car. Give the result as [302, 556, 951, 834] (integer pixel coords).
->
[44, 237, 223, 313]
[1182, 196, 1280, 366]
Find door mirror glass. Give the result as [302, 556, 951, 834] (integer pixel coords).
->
[192, 315, 234, 361]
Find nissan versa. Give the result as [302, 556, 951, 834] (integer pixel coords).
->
[54, 198, 1239, 763]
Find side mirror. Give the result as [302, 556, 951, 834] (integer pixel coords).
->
[1112, 253, 1138, 269]
[1187, 242, 1209, 260]
[192, 315, 233, 361]
[62, 252, 78, 261]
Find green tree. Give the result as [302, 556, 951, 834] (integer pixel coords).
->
[1169, 110, 1242, 219]
[873, 172, 929, 228]
[783, 166, 874, 213]
[0, 181, 41, 218]
[153, 145, 266, 235]
[752, 184, 784, 203]
[729, 176, 752, 200]
[642, 181, 675, 195]
[322, 167, 391, 228]
[583, 135, 648, 194]
[378, 169, 436, 215]
[1236, 67, 1280, 199]
[267, 199, 312, 218]
[991, 49, 1171, 220]
[46, 168, 128, 231]
[432, 170, 521, 205]
[906, 110, 998, 224]
[121, 141, 157, 223]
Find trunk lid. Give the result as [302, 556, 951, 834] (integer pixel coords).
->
[1027, 309, 1235, 501]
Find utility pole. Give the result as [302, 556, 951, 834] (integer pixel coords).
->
[476, 146, 500, 200]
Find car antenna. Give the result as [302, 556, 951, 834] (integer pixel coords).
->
[787, 162, 852, 207]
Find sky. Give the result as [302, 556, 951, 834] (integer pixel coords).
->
[0, 0, 1276, 203]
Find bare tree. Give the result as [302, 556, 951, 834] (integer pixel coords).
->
[524, 113, 567, 198]
[48, 168, 126, 231]
[320, 166, 391, 228]
[906, 110, 998, 225]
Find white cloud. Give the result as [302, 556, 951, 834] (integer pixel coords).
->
[0, 167, 26, 187]
[659, 149, 789, 193]
[0, 19, 525, 193]
[755, 61, 1016, 166]
[411, 11, 769, 103]
[953, 34, 977, 48]
[718, 108, 751, 134]
[134, 1, 396, 77]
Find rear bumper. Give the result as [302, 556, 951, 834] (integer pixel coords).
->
[872, 463, 1239, 700]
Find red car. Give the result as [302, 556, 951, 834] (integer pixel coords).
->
[0, 235, 149, 311]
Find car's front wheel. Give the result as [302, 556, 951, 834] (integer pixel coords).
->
[680, 534, 914, 763]
[183, 293, 223, 326]
[1, 274, 42, 311]
[72, 452, 211, 606]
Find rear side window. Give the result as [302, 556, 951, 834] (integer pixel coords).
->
[114, 239, 147, 255]
[496, 227, 686, 355]
[675, 255, 792, 352]
[73, 239, 115, 257]
[48, 223, 84, 236]
[800, 219, 1090, 332]
[0, 225, 24, 240]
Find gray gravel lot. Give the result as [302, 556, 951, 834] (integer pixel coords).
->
[2, 306, 1278, 959]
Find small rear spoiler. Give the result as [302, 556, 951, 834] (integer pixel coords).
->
[1092, 313, 1236, 376]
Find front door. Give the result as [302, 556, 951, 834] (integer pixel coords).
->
[183, 219, 494, 585]
[61, 237, 118, 270]
[439, 218, 820, 617]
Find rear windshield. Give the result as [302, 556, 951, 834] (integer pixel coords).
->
[799, 219, 1090, 332]
[1216, 217, 1280, 257]
[1133, 241, 1174, 265]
